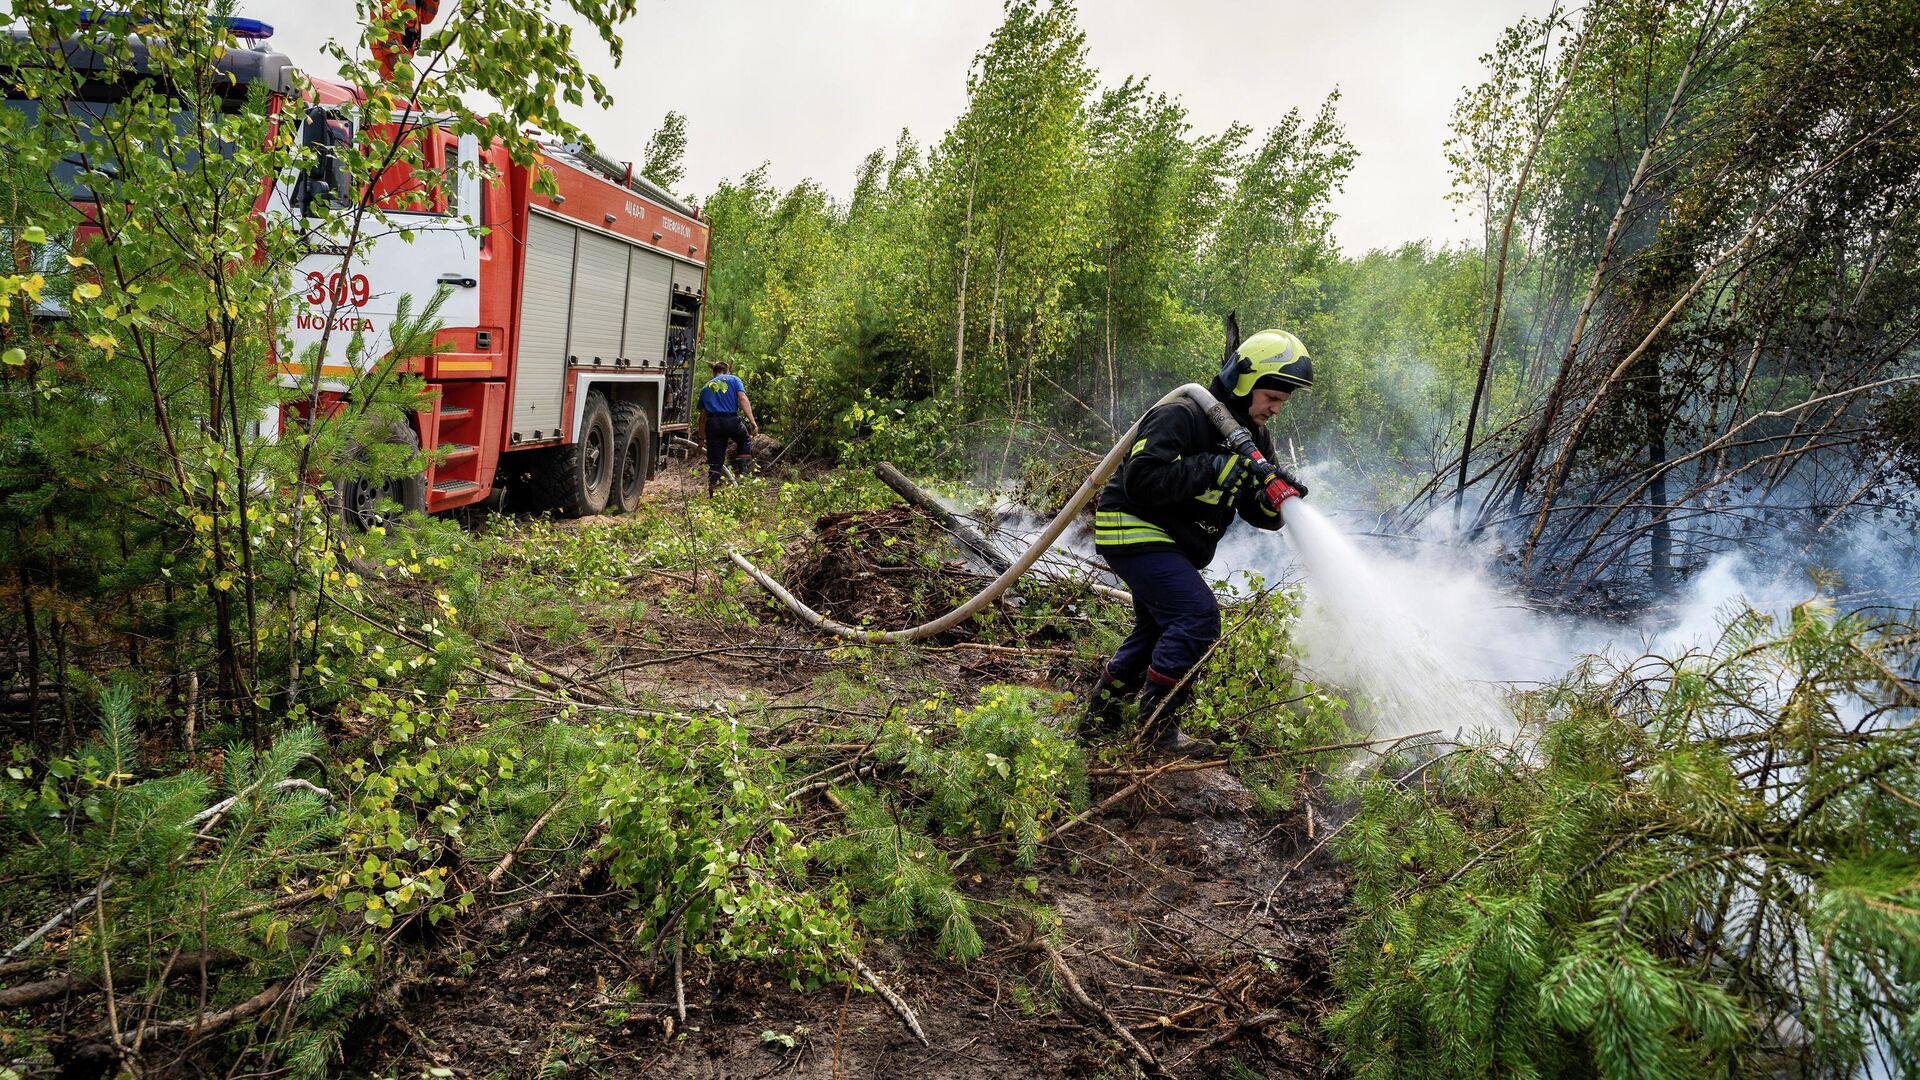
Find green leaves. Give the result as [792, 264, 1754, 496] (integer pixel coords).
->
[1327, 601, 1920, 1078]
[591, 711, 857, 985]
[639, 110, 689, 192]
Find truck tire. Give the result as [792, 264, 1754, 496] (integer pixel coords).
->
[529, 390, 615, 517]
[333, 418, 427, 530]
[609, 401, 653, 514]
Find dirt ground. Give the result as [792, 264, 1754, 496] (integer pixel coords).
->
[356, 451, 1350, 1079]
[351, 771, 1346, 1080]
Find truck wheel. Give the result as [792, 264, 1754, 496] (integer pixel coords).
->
[333, 418, 427, 530]
[609, 401, 653, 514]
[530, 390, 615, 517]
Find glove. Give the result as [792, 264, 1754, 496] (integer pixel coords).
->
[1244, 457, 1281, 486]
[1213, 454, 1254, 496]
[1217, 455, 1309, 502]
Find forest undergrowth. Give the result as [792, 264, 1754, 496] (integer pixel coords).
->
[6, 464, 1915, 1080]
[1, 466, 1358, 1080]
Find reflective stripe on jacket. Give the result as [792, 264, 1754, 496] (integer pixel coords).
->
[1093, 387, 1281, 568]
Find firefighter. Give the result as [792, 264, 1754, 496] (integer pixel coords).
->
[695, 360, 759, 494]
[1087, 327, 1312, 755]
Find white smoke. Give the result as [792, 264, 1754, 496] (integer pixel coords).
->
[970, 468, 1915, 744]
[1206, 488, 1917, 742]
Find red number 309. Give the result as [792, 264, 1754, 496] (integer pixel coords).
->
[304, 271, 371, 308]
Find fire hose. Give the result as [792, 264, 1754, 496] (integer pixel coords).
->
[729, 383, 1302, 644]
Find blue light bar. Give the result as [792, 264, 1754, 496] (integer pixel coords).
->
[76, 11, 275, 39]
[225, 17, 274, 39]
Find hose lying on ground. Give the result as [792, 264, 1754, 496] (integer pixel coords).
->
[730, 383, 1241, 644]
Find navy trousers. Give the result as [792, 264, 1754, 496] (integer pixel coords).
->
[704, 414, 751, 488]
[1101, 549, 1221, 683]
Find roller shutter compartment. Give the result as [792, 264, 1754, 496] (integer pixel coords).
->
[570, 230, 630, 365]
[672, 260, 705, 297]
[622, 247, 673, 366]
[512, 213, 577, 437]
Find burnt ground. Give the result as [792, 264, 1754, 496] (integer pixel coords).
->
[355, 454, 1352, 1079]
[351, 773, 1347, 1080]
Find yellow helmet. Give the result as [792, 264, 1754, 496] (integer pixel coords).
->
[1222, 329, 1314, 397]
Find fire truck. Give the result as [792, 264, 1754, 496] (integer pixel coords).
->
[9, 17, 708, 520]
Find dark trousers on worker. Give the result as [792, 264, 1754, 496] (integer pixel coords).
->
[704, 414, 751, 491]
[1100, 549, 1221, 689]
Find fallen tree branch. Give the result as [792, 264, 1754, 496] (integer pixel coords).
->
[0, 958, 50, 981]
[936, 641, 1076, 659]
[226, 887, 322, 921]
[0, 973, 92, 1010]
[847, 953, 928, 1048]
[1034, 939, 1171, 1079]
[486, 798, 568, 890]
[1043, 759, 1185, 845]
[673, 941, 687, 1025]
[0, 951, 245, 1010]
[1177, 1008, 1285, 1063]
[3, 878, 110, 965]
[876, 461, 1011, 574]
[187, 778, 331, 830]
[120, 980, 285, 1040]
[785, 762, 881, 804]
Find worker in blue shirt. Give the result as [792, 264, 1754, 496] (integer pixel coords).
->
[696, 360, 759, 494]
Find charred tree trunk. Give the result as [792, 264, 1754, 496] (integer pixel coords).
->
[1457, 16, 1590, 528]
[1642, 365, 1673, 591]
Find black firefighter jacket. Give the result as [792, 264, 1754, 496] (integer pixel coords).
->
[1093, 377, 1283, 569]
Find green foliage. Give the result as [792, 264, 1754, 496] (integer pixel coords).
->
[588, 712, 859, 986]
[1, 704, 341, 1062]
[0, 0, 646, 756]
[817, 785, 984, 962]
[816, 686, 1085, 960]
[639, 110, 690, 192]
[1188, 583, 1351, 805]
[882, 686, 1086, 865]
[1327, 600, 1920, 1079]
[699, 0, 1365, 467]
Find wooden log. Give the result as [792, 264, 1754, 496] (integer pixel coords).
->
[875, 461, 1011, 573]
[875, 461, 1132, 606]
[0, 952, 244, 1009]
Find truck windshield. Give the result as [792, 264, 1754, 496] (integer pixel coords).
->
[2, 94, 239, 200]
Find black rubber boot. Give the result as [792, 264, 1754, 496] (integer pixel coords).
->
[1137, 669, 1218, 758]
[1078, 665, 1139, 738]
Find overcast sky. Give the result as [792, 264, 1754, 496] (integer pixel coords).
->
[244, 0, 1546, 254]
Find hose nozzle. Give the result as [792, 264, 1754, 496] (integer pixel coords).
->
[1247, 449, 1302, 506]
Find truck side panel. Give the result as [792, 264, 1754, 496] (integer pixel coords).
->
[511, 211, 576, 441]
[622, 248, 674, 366]
[570, 230, 630, 366]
